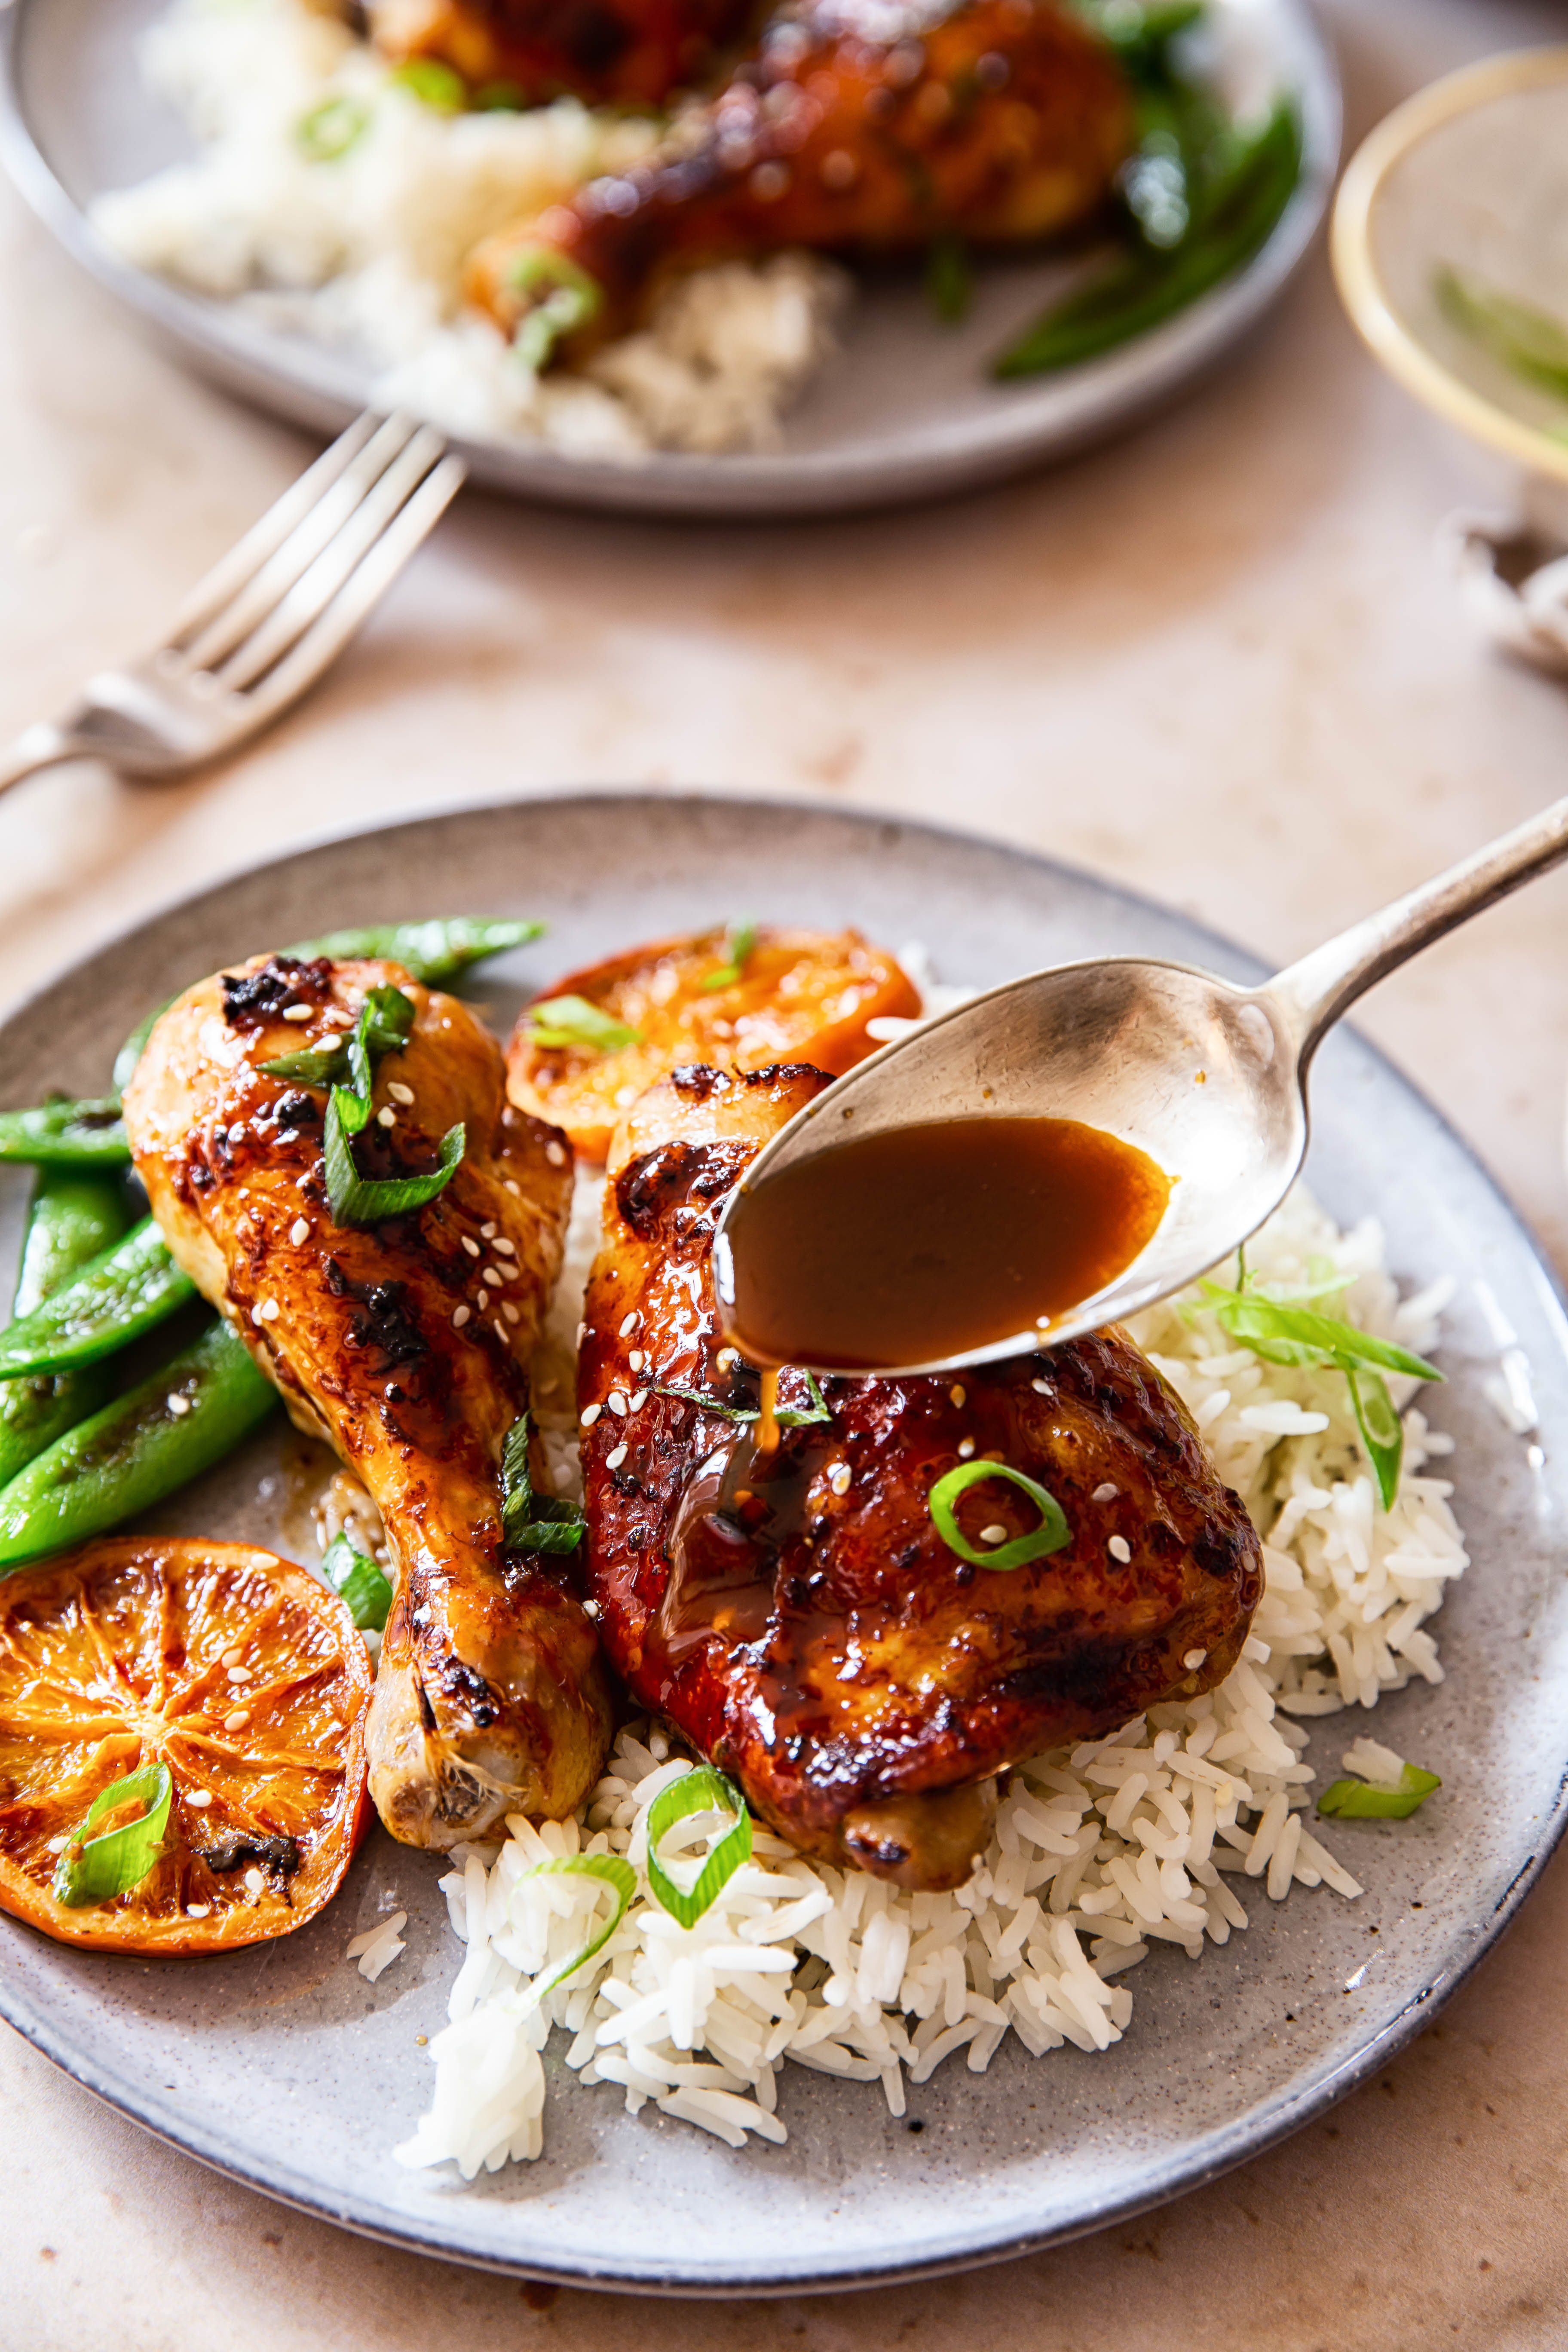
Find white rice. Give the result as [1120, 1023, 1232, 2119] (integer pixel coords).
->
[347, 1908, 407, 1981]
[91, 0, 847, 457]
[392, 1026, 1469, 2178]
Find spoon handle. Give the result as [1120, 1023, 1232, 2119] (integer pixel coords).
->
[1267, 792, 1568, 1057]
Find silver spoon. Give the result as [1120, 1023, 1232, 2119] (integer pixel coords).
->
[714, 793, 1568, 1378]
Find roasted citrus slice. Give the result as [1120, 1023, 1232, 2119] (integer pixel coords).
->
[506, 924, 920, 1159]
[0, 1536, 371, 1953]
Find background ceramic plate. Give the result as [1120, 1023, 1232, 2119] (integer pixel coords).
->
[1, 792, 1566, 2295]
[0, 0, 1339, 517]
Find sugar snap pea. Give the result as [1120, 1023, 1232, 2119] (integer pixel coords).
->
[285, 916, 545, 985]
[0, 1097, 129, 1166]
[0, 1318, 277, 1569]
[0, 1170, 130, 1488]
[0, 1216, 193, 1380]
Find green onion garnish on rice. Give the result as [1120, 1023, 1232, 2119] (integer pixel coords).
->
[518, 1855, 637, 2007]
[646, 1766, 752, 1929]
[53, 1762, 173, 1908]
[1318, 1762, 1440, 1819]
[526, 995, 642, 1054]
[321, 1531, 393, 1632]
[928, 1460, 1072, 1571]
[499, 1410, 585, 1555]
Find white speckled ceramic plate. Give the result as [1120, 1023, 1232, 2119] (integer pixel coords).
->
[0, 0, 1339, 516]
[2, 792, 1566, 2295]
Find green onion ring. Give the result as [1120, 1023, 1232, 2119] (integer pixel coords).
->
[645, 1766, 752, 1929]
[515, 1854, 637, 2009]
[928, 1459, 1072, 1571]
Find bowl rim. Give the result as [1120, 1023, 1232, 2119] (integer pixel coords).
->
[1330, 43, 1568, 488]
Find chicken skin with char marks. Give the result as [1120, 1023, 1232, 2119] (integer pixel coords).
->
[123, 952, 612, 1851]
[578, 1063, 1262, 1892]
[466, 0, 1132, 355]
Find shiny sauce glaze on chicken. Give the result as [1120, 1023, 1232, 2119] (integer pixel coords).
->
[370, 0, 752, 109]
[466, 0, 1133, 355]
[123, 953, 613, 1850]
[579, 1063, 1262, 1892]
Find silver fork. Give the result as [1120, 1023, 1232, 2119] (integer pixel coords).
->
[0, 412, 465, 797]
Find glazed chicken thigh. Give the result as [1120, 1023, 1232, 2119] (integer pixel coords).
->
[124, 952, 612, 1849]
[466, 0, 1132, 355]
[578, 1063, 1262, 1891]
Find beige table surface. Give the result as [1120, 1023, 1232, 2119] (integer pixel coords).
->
[6, 2, 1568, 2345]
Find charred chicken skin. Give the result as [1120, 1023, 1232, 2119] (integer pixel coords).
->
[465, 0, 1132, 355]
[123, 952, 613, 1850]
[369, 0, 751, 110]
[579, 1063, 1262, 1892]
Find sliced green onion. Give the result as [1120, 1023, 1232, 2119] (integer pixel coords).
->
[297, 92, 371, 161]
[263, 982, 415, 1089]
[926, 234, 973, 325]
[655, 1371, 831, 1428]
[645, 1766, 752, 1929]
[516, 1854, 637, 2008]
[526, 994, 642, 1054]
[1345, 1366, 1404, 1513]
[1318, 1762, 1441, 1820]
[325, 1088, 463, 1227]
[321, 1531, 393, 1632]
[388, 56, 467, 112]
[503, 250, 604, 371]
[53, 1762, 173, 1908]
[0, 1098, 129, 1166]
[699, 919, 760, 993]
[285, 916, 545, 986]
[928, 1458, 1072, 1571]
[1434, 265, 1568, 404]
[499, 1409, 585, 1555]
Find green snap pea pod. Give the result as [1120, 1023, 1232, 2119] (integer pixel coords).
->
[285, 916, 545, 986]
[111, 999, 175, 1096]
[0, 1171, 131, 1487]
[0, 1318, 277, 1569]
[0, 1097, 129, 1166]
[0, 1217, 194, 1380]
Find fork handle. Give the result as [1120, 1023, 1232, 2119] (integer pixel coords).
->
[0, 723, 75, 799]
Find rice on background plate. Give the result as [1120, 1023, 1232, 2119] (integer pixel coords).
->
[375, 1129, 1466, 2179]
[91, 0, 848, 458]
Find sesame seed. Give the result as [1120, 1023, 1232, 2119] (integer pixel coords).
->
[186, 1790, 212, 1809]
[505, 1178, 522, 1194]
[607, 1393, 628, 1417]
[1031, 1378, 1049, 1395]
[476, 1289, 489, 1310]
[1184, 1649, 1208, 1672]
[185, 1902, 211, 1917]
[628, 1350, 645, 1372]
[377, 1107, 396, 1129]
[577, 1323, 588, 1347]
[222, 1646, 242, 1665]
[45, 1834, 68, 1853]
[1108, 1535, 1131, 1564]
[452, 1305, 471, 1329]
[494, 1261, 516, 1281]
[224, 1709, 249, 1730]
[251, 1305, 266, 1326]
[227, 1121, 247, 1144]
[957, 1438, 976, 1461]
[580, 1404, 602, 1429]
[244, 1867, 265, 1895]
[259, 1298, 279, 1323]
[1035, 1315, 1052, 1329]
[619, 1314, 639, 1338]
[493, 1237, 516, 1256]
[227, 1666, 252, 1684]
[167, 1393, 190, 1417]
[716, 1347, 738, 1371]
[545, 1142, 567, 1167]
[1092, 1481, 1119, 1504]
[388, 1081, 414, 1105]
[979, 1524, 1008, 1544]
[281, 1003, 313, 1023]
[950, 1384, 966, 1407]
[290, 1217, 309, 1246]
[481, 1267, 501, 1286]
[629, 1389, 647, 1412]
[583, 1598, 601, 1620]
[605, 1444, 628, 1471]
[481, 1222, 496, 1239]
[503, 1303, 519, 1326]
[462, 1237, 481, 1257]
[493, 1320, 507, 1343]
[828, 1464, 852, 1496]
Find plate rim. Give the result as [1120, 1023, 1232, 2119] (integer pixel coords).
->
[0, 0, 1342, 517]
[1, 783, 1566, 2295]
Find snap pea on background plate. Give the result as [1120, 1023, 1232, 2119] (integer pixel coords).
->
[0, 916, 542, 1580]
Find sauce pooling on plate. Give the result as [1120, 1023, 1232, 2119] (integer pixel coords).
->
[720, 1115, 1170, 1373]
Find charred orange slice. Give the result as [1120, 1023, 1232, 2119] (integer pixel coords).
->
[507, 925, 920, 1160]
[0, 1536, 371, 1953]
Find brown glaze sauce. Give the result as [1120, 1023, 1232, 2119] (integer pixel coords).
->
[721, 1115, 1170, 1371]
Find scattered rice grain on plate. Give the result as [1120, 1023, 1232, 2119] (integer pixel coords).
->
[347, 1910, 407, 1982]
[395, 958, 1470, 2179]
[92, 0, 848, 458]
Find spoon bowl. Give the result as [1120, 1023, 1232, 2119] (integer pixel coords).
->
[715, 791, 1568, 1378]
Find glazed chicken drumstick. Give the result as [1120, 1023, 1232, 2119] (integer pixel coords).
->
[369, 0, 751, 109]
[466, 0, 1132, 356]
[578, 1063, 1263, 1893]
[124, 952, 612, 1849]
